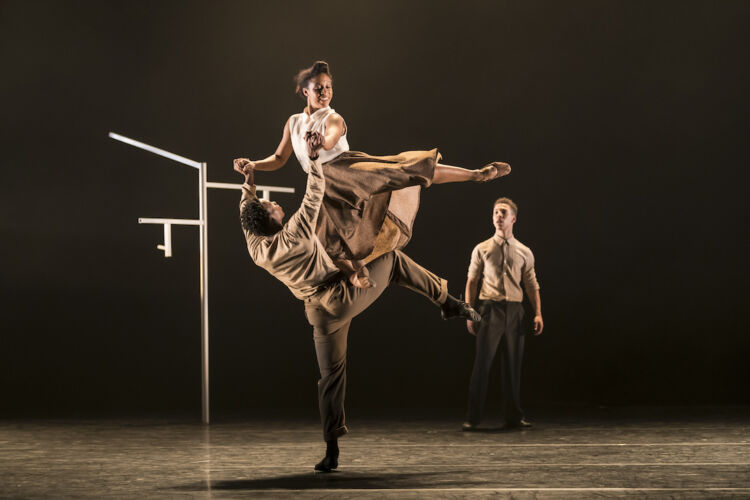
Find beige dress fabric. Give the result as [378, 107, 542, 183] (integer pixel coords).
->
[288, 108, 439, 262]
[317, 149, 440, 262]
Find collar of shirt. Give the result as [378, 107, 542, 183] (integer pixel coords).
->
[304, 106, 331, 119]
[492, 234, 515, 247]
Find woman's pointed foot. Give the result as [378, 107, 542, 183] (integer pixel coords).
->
[477, 162, 511, 182]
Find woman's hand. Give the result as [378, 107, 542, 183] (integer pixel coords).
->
[305, 131, 324, 160]
[233, 158, 255, 174]
[233, 158, 255, 184]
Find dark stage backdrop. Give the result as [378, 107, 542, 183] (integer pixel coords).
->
[2, 0, 749, 416]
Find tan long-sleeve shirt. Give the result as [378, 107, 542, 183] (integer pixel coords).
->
[240, 159, 340, 300]
[467, 235, 540, 303]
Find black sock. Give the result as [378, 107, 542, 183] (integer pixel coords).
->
[326, 438, 339, 458]
[441, 294, 460, 313]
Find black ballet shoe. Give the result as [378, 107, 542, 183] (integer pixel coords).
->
[314, 455, 339, 473]
[441, 295, 481, 322]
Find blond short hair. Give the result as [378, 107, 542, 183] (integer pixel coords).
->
[493, 197, 518, 215]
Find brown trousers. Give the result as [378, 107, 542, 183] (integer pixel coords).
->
[304, 250, 448, 441]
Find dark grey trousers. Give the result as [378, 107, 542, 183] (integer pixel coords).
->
[466, 300, 526, 425]
[304, 250, 448, 441]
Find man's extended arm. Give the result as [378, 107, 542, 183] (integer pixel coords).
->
[285, 144, 326, 237]
[235, 160, 259, 240]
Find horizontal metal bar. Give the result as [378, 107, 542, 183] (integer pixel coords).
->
[205, 182, 243, 190]
[109, 132, 202, 169]
[206, 182, 295, 193]
[139, 218, 202, 225]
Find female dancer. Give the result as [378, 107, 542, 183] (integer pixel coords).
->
[235, 60, 510, 287]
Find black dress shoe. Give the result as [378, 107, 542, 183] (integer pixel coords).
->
[441, 295, 481, 322]
[461, 422, 479, 432]
[314, 455, 338, 473]
[505, 419, 533, 429]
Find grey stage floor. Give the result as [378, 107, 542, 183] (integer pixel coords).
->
[1, 408, 749, 499]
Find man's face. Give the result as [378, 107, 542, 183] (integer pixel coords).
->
[493, 203, 516, 233]
[262, 200, 285, 226]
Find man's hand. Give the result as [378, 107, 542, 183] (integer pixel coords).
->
[233, 158, 255, 185]
[233, 158, 255, 174]
[467, 319, 478, 336]
[532, 315, 544, 335]
[305, 131, 324, 160]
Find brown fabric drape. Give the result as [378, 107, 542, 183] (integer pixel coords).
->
[317, 149, 440, 261]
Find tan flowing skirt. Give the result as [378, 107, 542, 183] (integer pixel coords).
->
[316, 149, 441, 263]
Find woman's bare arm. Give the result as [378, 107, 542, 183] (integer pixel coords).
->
[239, 118, 294, 172]
[321, 113, 345, 151]
[307, 113, 346, 158]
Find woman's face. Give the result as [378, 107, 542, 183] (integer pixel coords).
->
[303, 74, 333, 109]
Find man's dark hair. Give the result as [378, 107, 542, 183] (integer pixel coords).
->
[494, 197, 518, 216]
[240, 200, 282, 236]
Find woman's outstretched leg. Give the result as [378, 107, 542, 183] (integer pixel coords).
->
[432, 161, 511, 184]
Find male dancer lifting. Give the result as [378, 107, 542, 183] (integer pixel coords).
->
[234, 153, 480, 473]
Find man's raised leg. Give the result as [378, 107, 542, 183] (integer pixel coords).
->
[366, 250, 447, 305]
[365, 250, 480, 320]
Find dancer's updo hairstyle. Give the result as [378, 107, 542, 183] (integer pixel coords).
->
[294, 60, 333, 99]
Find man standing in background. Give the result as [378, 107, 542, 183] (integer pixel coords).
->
[463, 197, 543, 430]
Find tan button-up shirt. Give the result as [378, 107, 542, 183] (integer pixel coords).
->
[467, 235, 540, 303]
[240, 159, 340, 300]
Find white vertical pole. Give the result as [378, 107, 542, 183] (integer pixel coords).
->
[199, 162, 210, 424]
[111, 130, 294, 425]
[157, 223, 172, 257]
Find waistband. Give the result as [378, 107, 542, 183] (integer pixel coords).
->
[478, 299, 523, 306]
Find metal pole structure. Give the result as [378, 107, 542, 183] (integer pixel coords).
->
[109, 131, 294, 425]
[206, 181, 295, 200]
[199, 162, 209, 425]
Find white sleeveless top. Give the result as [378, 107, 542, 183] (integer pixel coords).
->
[288, 107, 349, 173]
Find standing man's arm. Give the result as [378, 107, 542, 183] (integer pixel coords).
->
[527, 288, 543, 335]
[522, 251, 543, 335]
[465, 276, 481, 335]
[466, 245, 484, 335]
